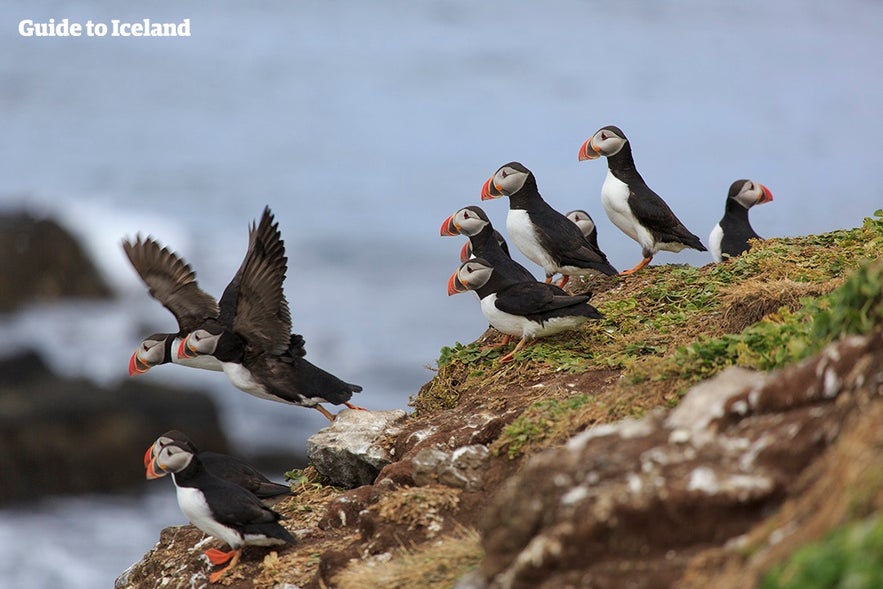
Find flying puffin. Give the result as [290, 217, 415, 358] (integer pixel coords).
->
[480, 162, 618, 287]
[709, 179, 774, 262]
[146, 441, 296, 583]
[440, 205, 535, 283]
[145, 430, 292, 505]
[578, 125, 706, 274]
[447, 257, 603, 363]
[565, 209, 600, 250]
[122, 236, 224, 376]
[177, 207, 363, 422]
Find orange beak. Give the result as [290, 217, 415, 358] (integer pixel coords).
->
[143, 445, 154, 469]
[758, 184, 773, 204]
[177, 338, 196, 360]
[459, 241, 472, 262]
[480, 176, 498, 200]
[578, 137, 601, 161]
[128, 351, 149, 376]
[145, 449, 166, 480]
[440, 214, 460, 236]
[447, 270, 468, 296]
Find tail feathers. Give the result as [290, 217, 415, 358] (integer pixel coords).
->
[242, 521, 297, 546]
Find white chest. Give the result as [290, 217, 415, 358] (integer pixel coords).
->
[176, 486, 242, 548]
[600, 171, 638, 242]
[709, 223, 723, 262]
[506, 209, 557, 274]
[480, 294, 589, 340]
[222, 362, 272, 399]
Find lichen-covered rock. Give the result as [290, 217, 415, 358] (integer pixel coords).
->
[475, 332, 883, 589]
[307, 409, 407, 488]
[413, 444, 491, 491]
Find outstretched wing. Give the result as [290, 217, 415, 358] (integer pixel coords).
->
[122, 235, 219, 331]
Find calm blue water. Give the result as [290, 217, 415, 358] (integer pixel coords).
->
[1, 1, 882, 587]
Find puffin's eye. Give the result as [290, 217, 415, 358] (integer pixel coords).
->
[600, 132, 608, 140]
[500, 169, 509, 178]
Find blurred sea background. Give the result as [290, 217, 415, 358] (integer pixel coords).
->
[1, 1, 881, 587]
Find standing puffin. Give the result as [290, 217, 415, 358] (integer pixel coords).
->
[122, 236, 224, 376]
[565, 210, 600, 250]
[440, 205, 536, 283]
[146, 442, 296, 583]
[579, 125, 706, 274]
[178, 207, 363, 422]
[447, 257, 602, 363]
[709, 179, 774, 262]
[145, 431, 292, 505]
[480, 162, 618, 287]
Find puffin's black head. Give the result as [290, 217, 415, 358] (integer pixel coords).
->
[143, 430, 199, 472]
[579, 125, 629, 160]
[447, 257, 495, 295]
[128, 333, 174, 376]
[727, 179, 774, 210]
[480, 162, 535, 200]
[145, 441, 196, 479]
[178, 320, 243, 363]
[440, 205, 493, 239]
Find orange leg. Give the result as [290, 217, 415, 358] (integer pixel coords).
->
[205, 548, 237, 565]
[499, 337, 530, 363]
[480, 334, 511, 351]
[619, 256, 652, 276]
[314, 405, 336, 422]
[207, 548, 242, 583]
[543, 275, 554, 284]
[344, 402, 367, 411]
[556, 275, 570, 288]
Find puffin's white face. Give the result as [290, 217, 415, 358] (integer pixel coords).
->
[566, 210, 596, 236]
[491, 165, 529, 196]
[183, 329, 220, 357]
[730, 180, 774, 210]
[589, 127, 627, 158]
[137, 337, 167, 366]
[453, 208, 490, 237]
[457, 259, 494, 290]
[154, 444, 194, 474]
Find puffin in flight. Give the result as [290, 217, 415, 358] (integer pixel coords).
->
[145, 430, 292, 505]
[177, 207, 363, 422]
[579, 125, 706, 274]
[709, 179, 773, 262]
[481, 162, 618, 287]
[122, 236, 224, 376]
[146, 441, 297, 583]
[447, 257, 602, 363]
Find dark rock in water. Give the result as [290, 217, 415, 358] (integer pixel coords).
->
[0, 210, 112, 313]
[473, 332, 883, 589]
[0, 350, 228, 504]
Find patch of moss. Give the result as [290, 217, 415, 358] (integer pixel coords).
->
[492, 394, 594, 459]
[761, 513, 883, 589]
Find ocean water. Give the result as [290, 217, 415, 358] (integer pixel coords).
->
[1, 1, 882, 587]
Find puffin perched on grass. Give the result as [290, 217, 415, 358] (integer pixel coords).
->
[145, 430, 292, 505]
[177, 207, 362, 421]
[146, 441, 296, 583]
[447, 257, 602, 363]
[481, 161, 617, 287]
[579, 125, 706, 274]
[709, 179, 774, 262]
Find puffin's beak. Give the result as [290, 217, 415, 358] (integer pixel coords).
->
[177, 338, 197, 360]
[459, 241, 472, 263]
[145, 453, 166, 480]
[440, 214, 460, 236]
[758, 184, 773, 204]
[480, 177, 499, 200]
[143, 446, 154, 469]
[128, 351, 149, 376]
[578, 137, 601, 161]
[447, 271, 468, 296]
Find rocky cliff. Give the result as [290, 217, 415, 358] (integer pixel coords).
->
[117, 212, 883, 589]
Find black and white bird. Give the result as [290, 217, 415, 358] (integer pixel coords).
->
[709, 179, 774, 262]
[579, 125, 706, 274]
[480, 162, 617, 287]
[565, 210, 600, 250]
[146, 441, 296, 583]
[447, 257, 602, 363]
[145, 430, 292, 505]
[440, 205, 536, 283]
[177, 207, 363, 422]
[122, 236, 224, 376]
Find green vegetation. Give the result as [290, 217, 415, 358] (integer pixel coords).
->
[762, 514, 883, 589]
[492, 394, 594, 459]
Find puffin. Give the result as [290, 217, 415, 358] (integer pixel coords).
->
[440, 205, 536, 283]
[578, 125, 707, 274]
[177, 207, 363, 422]
[709, 179, 774, 262]
[146, 441, 297, 583]
[447, 257, 603, 363]
[481, 162, 618, 287]
[459, 228, 509, 262]
[565, 210, 600, 250]
[122, 236, 224, 376]
[145, 430, 292, 505]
